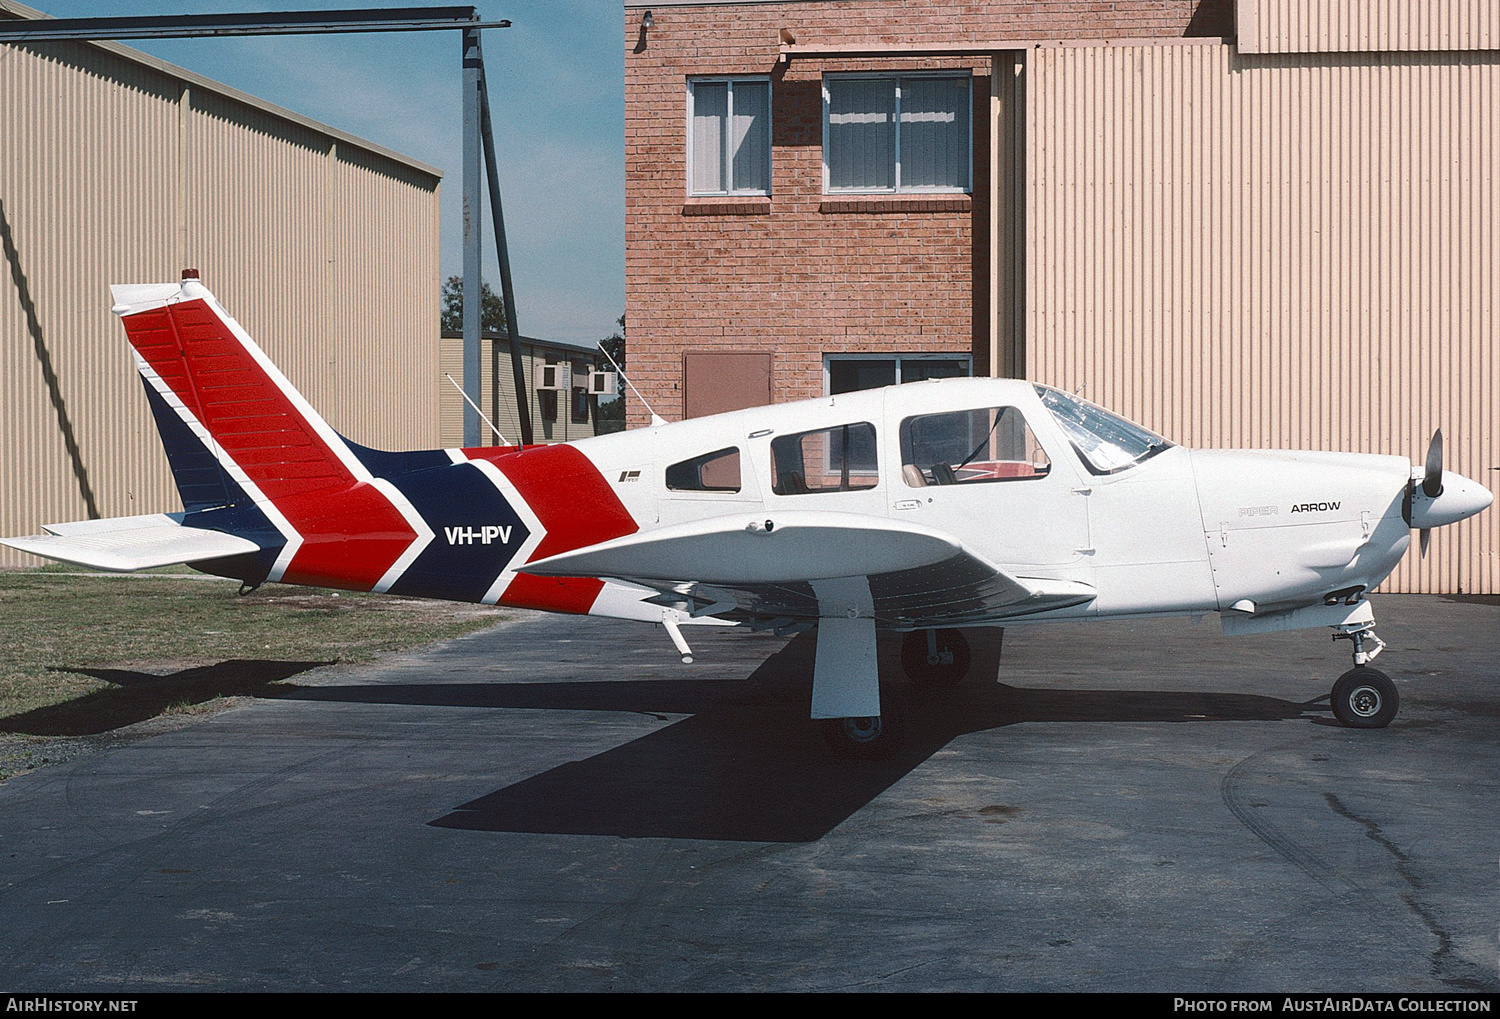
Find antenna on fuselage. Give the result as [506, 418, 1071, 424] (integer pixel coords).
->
[444, 373, 514, 447]
[597, 342, 668, 427]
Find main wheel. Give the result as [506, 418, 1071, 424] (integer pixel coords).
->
[1331, 667, 1399, 728]
[901, 629, 971, 688]
[823, 714, 901, 759]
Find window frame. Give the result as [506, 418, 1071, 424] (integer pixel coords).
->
[686, 76, 773, 197]
[898, 406, 1054, 488]
[665, 446, 743, 494]
[570, 359, 591, 425]
[822, 352, 973, 396]
[770, 422, 880, 496]
[821, 72, 973, 195]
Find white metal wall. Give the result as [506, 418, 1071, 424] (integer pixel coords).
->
[437, 336, 599, 448]
[1025, 41, 1499, 594]
[0, 37, 440, 564]
[1239, 0, 1500, 54]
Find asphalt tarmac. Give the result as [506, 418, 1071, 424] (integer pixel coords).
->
[0, 594, 1494, 992]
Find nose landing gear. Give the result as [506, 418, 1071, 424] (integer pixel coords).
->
[1329, 620, 1398, 728]
[1331, 667, 1399, 728]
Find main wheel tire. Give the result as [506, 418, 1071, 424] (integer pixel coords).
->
[901, 628, 971, 688]
[1331, 667, 1399, 728]
[823, 714, 901, 759]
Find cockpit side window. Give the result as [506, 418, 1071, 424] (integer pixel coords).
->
[666, 447, 741, 492]
[899, 407, 1051, 487]
[771, 423, 878, 494]
[1033, 385, 1172, 475]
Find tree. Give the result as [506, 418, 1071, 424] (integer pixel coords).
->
[599, 314, 625, 371]
[595, 315, 626, 434]
[440, 275, 506, 335]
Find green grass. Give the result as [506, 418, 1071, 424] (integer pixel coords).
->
[0, 566, 509, 736]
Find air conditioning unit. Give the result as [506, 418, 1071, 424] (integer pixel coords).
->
[588, 370, 618, 396]
[537, 363, 571, 391]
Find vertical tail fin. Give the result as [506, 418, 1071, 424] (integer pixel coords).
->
[114, 272, 430, 589]
[115, 273, 351, 502]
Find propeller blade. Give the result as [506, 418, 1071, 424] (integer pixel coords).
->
[1420, 527, 1431, 557]
[1423, 429, 1444, 498]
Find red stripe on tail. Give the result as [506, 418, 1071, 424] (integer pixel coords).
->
[122, 299, 416, 590]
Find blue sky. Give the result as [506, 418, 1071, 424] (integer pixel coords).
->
[31, 1, 626, 343]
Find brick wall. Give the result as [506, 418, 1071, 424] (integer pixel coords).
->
[623, 1, 1228, 427]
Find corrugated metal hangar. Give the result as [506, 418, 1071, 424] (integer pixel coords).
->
[623, 0, 1500, 594]
[0, 0, 442, 565]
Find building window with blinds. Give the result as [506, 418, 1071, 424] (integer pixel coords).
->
[823, 74, 971, 193]
[687, 77, 771, 196]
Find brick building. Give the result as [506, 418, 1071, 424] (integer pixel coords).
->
[624, 0, 1231, 421]
[621, 0, 1500, 595]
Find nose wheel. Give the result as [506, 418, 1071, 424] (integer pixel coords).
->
[1330, 667, 1398, 728]
[1328, 619, 1398, 727]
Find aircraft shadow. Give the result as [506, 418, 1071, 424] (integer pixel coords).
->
[2, 660, 331, 737]
[271, 632, 1321, 843]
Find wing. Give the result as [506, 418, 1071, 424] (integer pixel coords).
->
[520, 511, 1095, 628]
[2, 513, 264, 572]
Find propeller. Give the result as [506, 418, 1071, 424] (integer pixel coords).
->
[1419, 429, 1443, 556]
[1423, 429, 1444, 498]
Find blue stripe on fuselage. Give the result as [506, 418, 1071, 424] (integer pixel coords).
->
[341, 439, 452, 479]
[351, 455, 532, 603]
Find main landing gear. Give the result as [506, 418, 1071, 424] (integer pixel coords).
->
[900, 629, 972, 688]
[815, 619, 978, 758]
[1329, 619, 1398, 728]
[822, 714, 899, 759]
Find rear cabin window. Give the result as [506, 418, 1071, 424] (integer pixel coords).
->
[771, 423, 878, 494]
[666, 447, 741, 492]
[900, 407, 1051, 487]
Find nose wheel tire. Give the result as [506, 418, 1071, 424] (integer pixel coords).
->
[901, 629, 971, 688]
[1331, 667, 1398, 728]
[823, 714, 901, 759]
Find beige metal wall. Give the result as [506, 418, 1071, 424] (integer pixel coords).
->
[0, 35, 440, 565]
[1024, 40, 1499, 594]
[438, 336, 600, 448]
[1239, 0, 1500, 55]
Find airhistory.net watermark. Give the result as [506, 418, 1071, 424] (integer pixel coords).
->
[5, 1001, 137, 1013]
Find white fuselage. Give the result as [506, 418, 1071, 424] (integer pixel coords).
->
[563, 378, 1484, 630]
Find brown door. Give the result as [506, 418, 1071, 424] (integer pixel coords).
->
[683, 351, 772, 419]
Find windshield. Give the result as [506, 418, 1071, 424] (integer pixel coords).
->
[1033, 385, 1173, 474]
